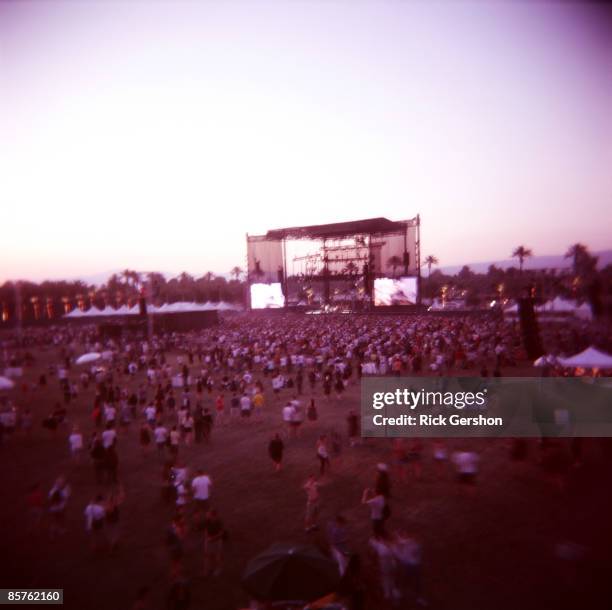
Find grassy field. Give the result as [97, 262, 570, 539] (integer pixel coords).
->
[0, 342, 611, 610]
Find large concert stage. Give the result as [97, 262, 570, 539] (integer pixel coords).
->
[246, 216, 421, 311]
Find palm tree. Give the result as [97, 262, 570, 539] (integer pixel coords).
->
[423, 255, 439, 278]
[203, 271, 215, 283]
[178, 272, 194, 284]
[387, 255, 402, 278]
[146, 272, 166, 301]
[511, 246, 533, 273]
[565, 243, 588, 275]
[120, 269, 142, 292]
[230, 266, 244, 281]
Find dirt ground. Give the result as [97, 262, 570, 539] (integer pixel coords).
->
[1, 341, 611, 610]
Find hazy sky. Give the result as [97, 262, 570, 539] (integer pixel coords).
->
[1, 0, 611, 282]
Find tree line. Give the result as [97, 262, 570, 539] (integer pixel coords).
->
[1, 243, 609, 323]
[0, 268, 245, 324]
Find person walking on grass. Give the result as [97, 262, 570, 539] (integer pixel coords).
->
[169, 425, 180, 457]
[392, 528, 427, 607]
[282, 401, 295, 438]
[84, 494, 106, 553]
[48, 477, 70, 539]
[369, 531, 396, 602]
[214, 394, 225, 425]
[68, 425, 84, 463]
[154, 422, 168, 455]
[240, 392, 252, 422]
[201, 409, 213, 443]
[362, 487, 388, 537]
[347, 410, 360, 447]
[452, 448, 479, 493]
[327, 514, 351, 576]
[268, 433, 284, 472]
[303, 474, 320, 533]
[317, 435, 331, 476]
[191, 469, 212, 522]
[139, 422, 151, 455]
[252, 390, 265, 421]
[203, 508, 224, 577]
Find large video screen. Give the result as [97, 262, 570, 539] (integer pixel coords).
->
[250, 282, 285, 309]
[374, 277, 418, 306]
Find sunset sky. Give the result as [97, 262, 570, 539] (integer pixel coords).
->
[1, 1, 611, 283]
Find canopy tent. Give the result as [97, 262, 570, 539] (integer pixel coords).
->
[503, 302, 519, 313]
[536, 297, 593, 320]
[64, 308, 86, 318]
[557, 347, 612, 369]
[75, 352, 101, 365]
[534, 355, 557, 368]
[0, 376, 15, 390]
[63, 301, 242, 318]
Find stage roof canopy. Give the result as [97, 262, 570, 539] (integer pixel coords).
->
[265, 217, 416, 240]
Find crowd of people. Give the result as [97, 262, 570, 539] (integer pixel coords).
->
[0, 312, 608, 609]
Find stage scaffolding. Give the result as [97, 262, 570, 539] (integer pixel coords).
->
[246, 216, 421, 310]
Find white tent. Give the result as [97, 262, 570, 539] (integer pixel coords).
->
[574, 302, 593, 321]
[536, 297, 592, 320]
[536, 297, 573, 312]
[0, 376, 16, 390]
[557, 347, 612, 369]
[534, 355, 557, 368]
[63, 300, 240, 317]
[65, 308, 86, 318]
[76, 352, 101, 365]
[503, 302, 519, 313]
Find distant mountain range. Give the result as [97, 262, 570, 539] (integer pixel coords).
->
[439, 250, 612, 276]
[21, 249, 611, 286]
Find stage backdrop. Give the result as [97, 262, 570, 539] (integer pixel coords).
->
[374, 226, 418, 276]
[247, 236, 283, 283]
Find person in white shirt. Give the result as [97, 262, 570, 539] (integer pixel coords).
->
[48, 477, 70, 539]
[175, 481, 190, 508]
[182, 414, 194, 445]
[154, 424, 168, 453]
[239, 394, 252, 420]
[192, 469, 212, 514]
[169, 426, 180, 456]
[362, 487, 387, 536]
[369, 534, 396, 601]
[101, 424, 117, 449]
[282, 403, 295, 437]
[143, 404, 157, 424]
[452, 450, 479, 487]
[104, 404, 116, 425]
[272, 374, 284, 400]
[84, 495, 106, 551]
[392, 529, 426, 606]
[68, 426, 84, 462]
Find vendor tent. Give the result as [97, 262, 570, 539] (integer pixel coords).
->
[557, 347, 612, 369]
[75, 352, 101, 365]
[0, 376, 15, 390]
